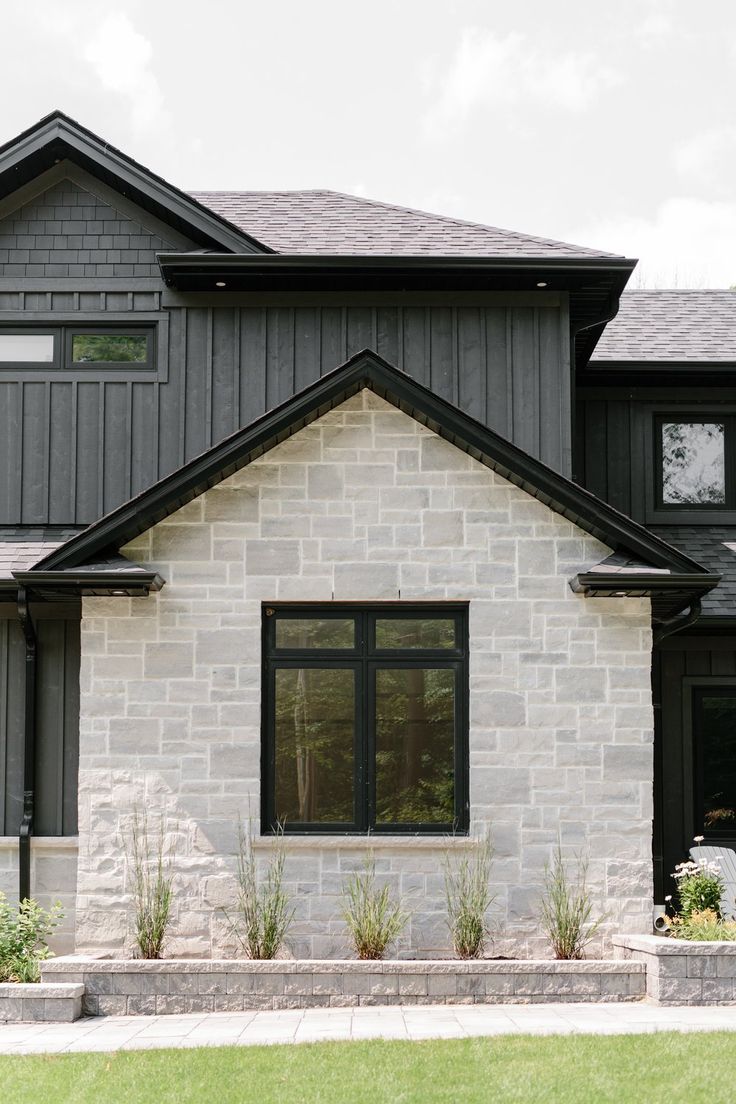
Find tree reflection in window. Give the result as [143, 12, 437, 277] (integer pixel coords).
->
[661, 422, 725, 505]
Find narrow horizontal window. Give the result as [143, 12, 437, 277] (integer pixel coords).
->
[71, 333, 148, 364]
[0, 325, 155, 373]
[274, 618, 355, 650]
[263, 605, 468, 835]
[661, 421, 726, 505]
[0, 333, 55, 363]
[375, 618, 456, 650]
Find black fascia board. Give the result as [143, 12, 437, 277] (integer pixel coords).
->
[0, 110, 272, 255]
[157, 252, 636, 293]
[33, 348, 710, 578]
[571, 572, 722, 596]
[11, 569, 164, 597]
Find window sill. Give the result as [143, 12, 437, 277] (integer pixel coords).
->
[253, 835, 475, 850]
[0, 836, 79, 851]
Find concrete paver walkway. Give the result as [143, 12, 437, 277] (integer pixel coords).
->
[2, 1003, 736, 1055]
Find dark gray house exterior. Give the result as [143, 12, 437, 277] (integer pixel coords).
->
[0, 112, 729, 956]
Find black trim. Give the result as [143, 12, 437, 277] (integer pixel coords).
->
[34, 349, 713, 586]
[261, 604, 469, 836]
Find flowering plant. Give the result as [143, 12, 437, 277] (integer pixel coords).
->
[668, 909, 736, 942]
[672, 850, 724, 919]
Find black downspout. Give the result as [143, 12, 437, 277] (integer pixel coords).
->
[652, 598, 702, 645]
[17, 586, 36, 903]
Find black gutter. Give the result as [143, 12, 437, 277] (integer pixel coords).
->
[16, 586, 36, 903]
[11, 569, 165, 597]
[571, 571, 722, 596]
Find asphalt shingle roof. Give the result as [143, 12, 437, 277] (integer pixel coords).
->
[191, 190, 619, 259]
[593, 290, 736, 363]
[651, 526, 736, 616]
[0, 527, 82, 580]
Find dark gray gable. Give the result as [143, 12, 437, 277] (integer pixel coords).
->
[0, 111, 271, 255]
[0, 170, 181, 279]
[34, 348, 715, 589]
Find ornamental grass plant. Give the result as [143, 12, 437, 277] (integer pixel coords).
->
[126, 808, 176, 960]
[227, 819, 294, 960]
[540, 840, 603, 960]
[0, 893, 63, 982]
[341, 853, 407, 960]
[443, 831, 495, 959]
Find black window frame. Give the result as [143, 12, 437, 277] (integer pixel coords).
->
[65, 326, 155, 371]
[0, 327, 61, 370]
[692, 684, 736, 841]
[654, 412, 736, 512]
[0, 323, 155, 373]
[261, 604, 469, 836]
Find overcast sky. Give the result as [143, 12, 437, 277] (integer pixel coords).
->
[2, 0, 735, 285]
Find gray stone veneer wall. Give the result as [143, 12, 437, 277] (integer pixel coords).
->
[75, 389, 653, 958]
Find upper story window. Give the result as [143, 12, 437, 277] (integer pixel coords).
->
[0, 325, 155, 372]
[262, 605, 469, 835]
[656, 415, 733, 510]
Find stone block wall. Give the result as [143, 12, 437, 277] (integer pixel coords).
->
[75, 389, 654, 957]
[42, 957, 644, 1016]
[614, 934, 736, 1004]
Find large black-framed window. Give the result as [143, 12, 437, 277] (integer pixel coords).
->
[655, 414, 735, 510]
[262, 605, 469, 835]
[692, 686, 736, 838]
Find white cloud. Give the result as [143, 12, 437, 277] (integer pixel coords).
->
[675, 127, 736, 196]
[566, 197, 736, 287]
[635, 12, 674, 44]
[82, 14, 168, 134]
[424, 28, 620, 132]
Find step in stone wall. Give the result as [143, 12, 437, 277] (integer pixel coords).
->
[0, 983, 84, 1022]
[614, 934, 736, 1004]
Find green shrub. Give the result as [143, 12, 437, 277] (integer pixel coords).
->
[226, 820, 294, 959]
[126, 808, 176, 959]
[341, 854, 407, 960]
[667, 909, 736, 941]
[540, 841, 603, 960]
[444, 831, 495, 959]
[0, 893, 63, 982]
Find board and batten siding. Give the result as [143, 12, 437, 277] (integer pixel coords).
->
[0, 605, 80, 836]
[1, 296, 571, 525]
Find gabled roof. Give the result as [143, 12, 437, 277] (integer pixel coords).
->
[33, 350, 717, 617]
[592, 290, 736, 365]
[191, 189, 621, 259]
[0, 111, 271, 255]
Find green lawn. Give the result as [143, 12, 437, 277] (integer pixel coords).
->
[2, 1033, 736, 1104]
